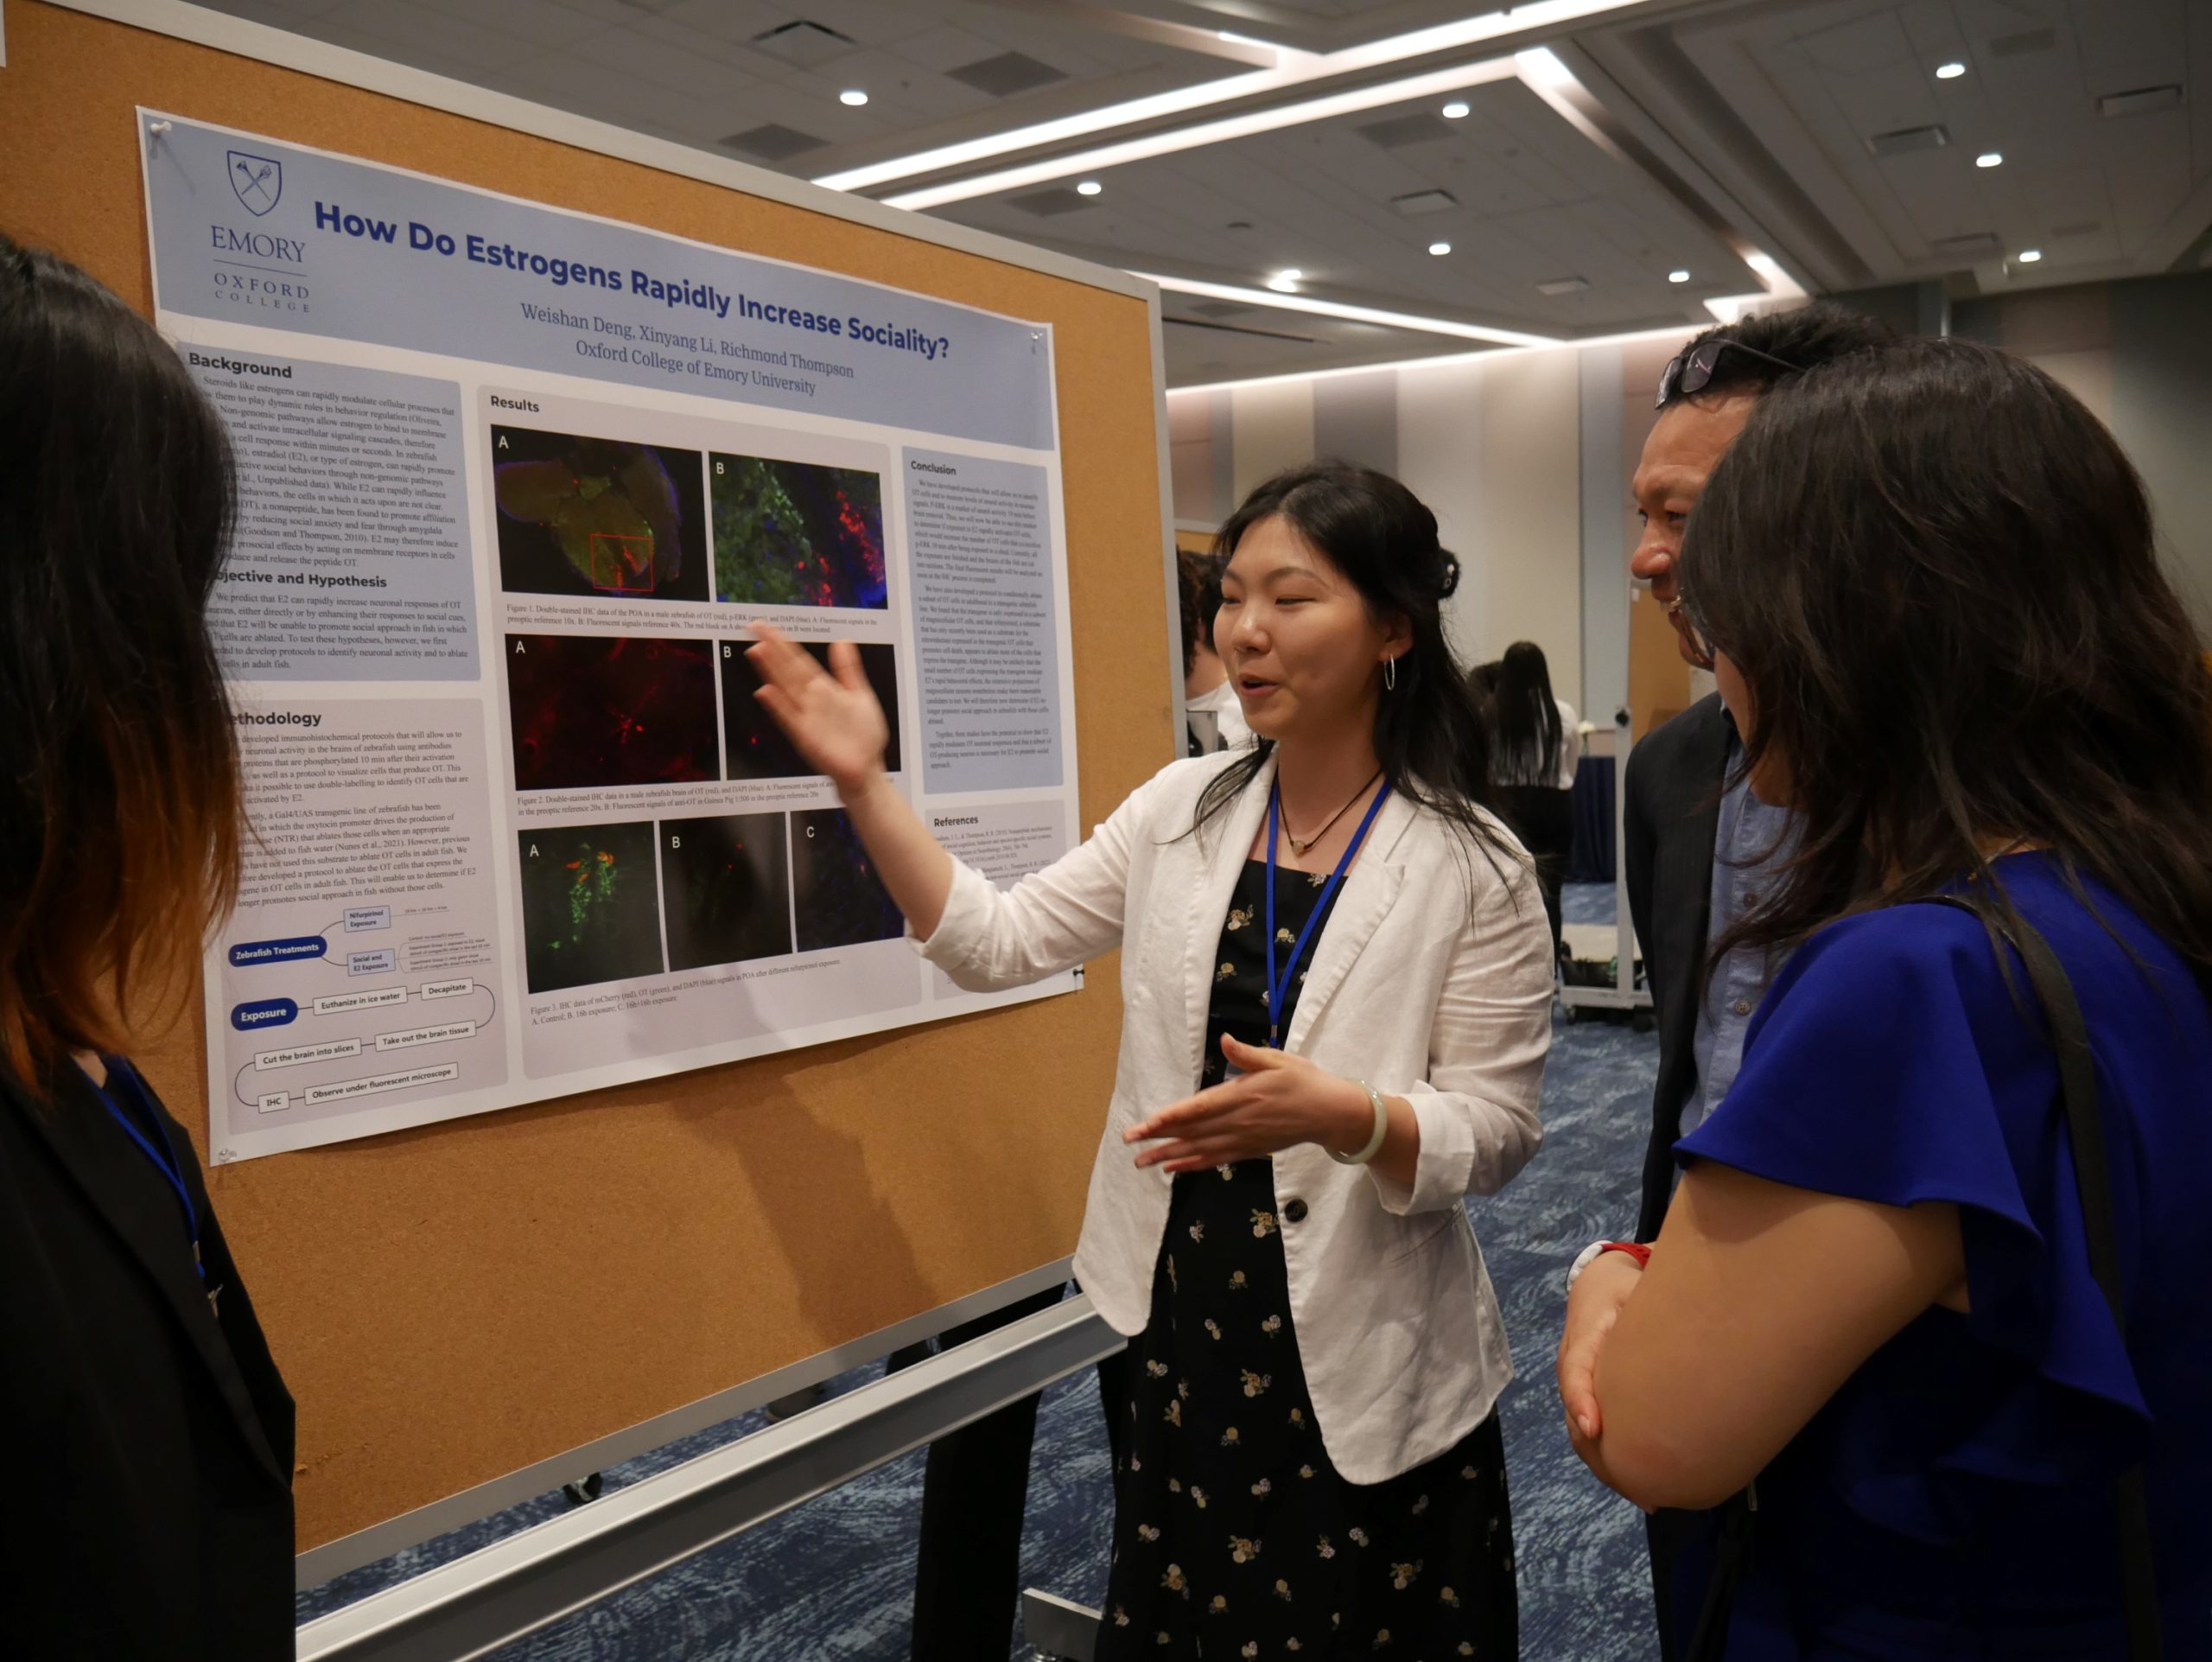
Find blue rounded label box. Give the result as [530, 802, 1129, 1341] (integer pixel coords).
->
[228, 935, 327, 967]
[232, 997, 299, 1031]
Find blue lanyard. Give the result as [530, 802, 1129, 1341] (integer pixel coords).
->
[1264, 778, 1391, 1047]
[92, 1059, 204, 1283]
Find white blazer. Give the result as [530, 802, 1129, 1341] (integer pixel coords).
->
[916, 749, 1554, 1483]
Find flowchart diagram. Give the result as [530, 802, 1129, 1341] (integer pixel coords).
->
[222, 904, 504, 1115]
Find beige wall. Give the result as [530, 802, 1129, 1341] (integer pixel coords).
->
[1176, 352, 1591, 703]
[1394, 359, 1488, 665]
[1167, 269, 2212, 748]
[1173, 351, 1589, 705]
[1469, 349, 1583, 704]
[1228, 380, 1315, 503]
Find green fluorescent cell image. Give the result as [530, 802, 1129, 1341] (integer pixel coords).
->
[709, 453, 886, 608]
[518, 820, 665, 993]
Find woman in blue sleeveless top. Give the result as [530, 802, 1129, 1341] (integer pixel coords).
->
[1563, 338, 2212, 1659]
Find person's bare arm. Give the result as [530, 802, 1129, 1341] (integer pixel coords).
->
[1576, 1161, 1966, 1512]
[748, 626, 953, 938]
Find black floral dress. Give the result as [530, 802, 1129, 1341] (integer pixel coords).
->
[1096, 859, 1518, 1659]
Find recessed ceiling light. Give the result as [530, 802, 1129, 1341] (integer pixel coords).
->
[1267, 269, 1303, 292]
[1668, 269, 1691, 283]
[1442, 100, 1471, 118]
[1976, 151, 2003, 168]
[1076, 180, 1103, 195]
[1936, 61, 1967, 80]
[840, 89, 868, 107]
[2018, 248, 2044, 262]
[1428, 241, 1452, 256]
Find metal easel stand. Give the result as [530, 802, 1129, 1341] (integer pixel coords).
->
[1560, 710, 1654, 1025]
[1024, 1589, 1104, 1661]
[295, 1296, 1125, 1662]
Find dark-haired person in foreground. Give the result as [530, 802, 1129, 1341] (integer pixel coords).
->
[748, 461, 1553, 1654]
[1568, 340, 2212, 1656]
[1556, 301, 1897, 1657]
[0, 234, 296, 1655]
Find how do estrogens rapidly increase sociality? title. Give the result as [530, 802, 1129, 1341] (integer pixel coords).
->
[311, 201, 957, 361]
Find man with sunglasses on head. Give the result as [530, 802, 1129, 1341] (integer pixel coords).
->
[1554, 302, 1897, 1661]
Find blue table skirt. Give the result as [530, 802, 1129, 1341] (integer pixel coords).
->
[1566, 751, 1615, 884]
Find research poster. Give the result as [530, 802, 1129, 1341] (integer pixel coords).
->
[142, 113, 1082, 1163]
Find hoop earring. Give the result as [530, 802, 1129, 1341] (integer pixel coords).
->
[1383, 655, 1398, 691]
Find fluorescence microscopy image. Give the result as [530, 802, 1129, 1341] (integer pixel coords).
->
[493, 425, 708, 602]
[658, 812, 793, 972]
[791, 807, 906, 952]
[720, 640, 900, 783]
[709, 453, 886, 609]
[506, 634, 720, 792]
[518, 820, 664, 993]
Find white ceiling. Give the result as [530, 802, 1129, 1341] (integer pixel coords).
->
[937, 73, 1749, 333]
[196, 0, 2212, 385]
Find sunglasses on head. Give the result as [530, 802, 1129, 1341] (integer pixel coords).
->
[1655, 338, 1801, 410]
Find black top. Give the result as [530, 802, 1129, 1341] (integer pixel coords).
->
[0, 1060, 296, 1659]
[1198, 858, 1344, 1086]
[1621, 691, 1734, 1241]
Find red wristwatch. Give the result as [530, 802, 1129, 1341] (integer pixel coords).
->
[1598, 1241, 1653, 1270]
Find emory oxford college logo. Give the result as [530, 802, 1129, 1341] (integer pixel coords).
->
[228, 150, 283, 217]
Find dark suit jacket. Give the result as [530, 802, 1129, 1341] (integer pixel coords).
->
[0, 1062, 296, 1659]
[1622, 692, 1734, 1243]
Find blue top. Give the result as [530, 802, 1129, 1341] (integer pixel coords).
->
[1674, 853, 2212, 1659]
[1682, 732, 1799, 1139]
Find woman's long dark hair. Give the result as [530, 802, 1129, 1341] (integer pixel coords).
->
[0, 234, 244, 1088]
[1678, 337, 2212, 977]
[1192, 461, 1510, 864]
[1491, 640, 1563, 786]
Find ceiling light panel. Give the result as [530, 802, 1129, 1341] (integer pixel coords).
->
[721, 123, 830, 162]
[1139, 273, 1553, 347]
[880, 56, 1523, 210]
[1866, 124, 1950, 157]
[2099, 85, 2183, 118]
[945, 50, 1069, 99]
[1391, 189, 1459, 217]
[749, 20, 857, 72]
[817, 0, 1665, 194]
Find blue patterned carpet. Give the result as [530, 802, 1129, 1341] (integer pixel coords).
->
[302, 884, 1658, 1660]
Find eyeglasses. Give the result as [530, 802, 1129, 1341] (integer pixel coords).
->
[1670, 592, 1719, 672]
[1655, 338, 1801, 410]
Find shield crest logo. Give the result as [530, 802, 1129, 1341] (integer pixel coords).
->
[227, 150, 283, 217]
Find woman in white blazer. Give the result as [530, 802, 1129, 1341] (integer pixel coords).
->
[751, 462, 1554, 1656]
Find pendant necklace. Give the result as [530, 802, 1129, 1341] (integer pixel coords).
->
[1278, 767, 1383, 856]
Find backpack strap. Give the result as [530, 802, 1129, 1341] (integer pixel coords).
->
[1928, 893, 2164, 1660]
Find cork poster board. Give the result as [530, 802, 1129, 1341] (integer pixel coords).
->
[1, 0, 1170, 1550]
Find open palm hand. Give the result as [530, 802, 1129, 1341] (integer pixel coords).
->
[747, 625, 889, 793]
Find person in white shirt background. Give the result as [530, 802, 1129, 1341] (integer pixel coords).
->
[1486, 640, 1580, 959]
[747, 459, 1552, 1657]
[1177, 544, 1255, 755]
